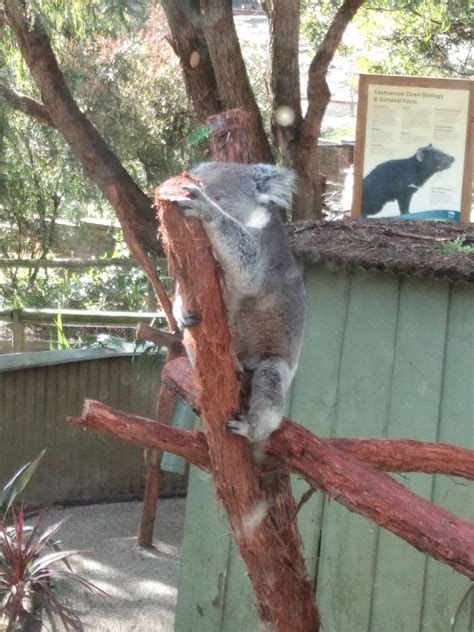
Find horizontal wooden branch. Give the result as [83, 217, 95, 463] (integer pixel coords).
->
[68, 400, 209, 470]
[135, 322, 183, 354]
[70, 394, 474, 580]
[163, 357, 474, 480]
[68, 399, 474, 481]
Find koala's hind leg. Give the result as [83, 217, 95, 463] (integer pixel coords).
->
[226, 357, 291, 442]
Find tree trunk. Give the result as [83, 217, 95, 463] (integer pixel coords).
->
[161, 0, 222, 120]
[267, 0, 303, 165]
[3, 0, 158, 257]
[198, 0, 273, 162]
[156, 177, 320, 630]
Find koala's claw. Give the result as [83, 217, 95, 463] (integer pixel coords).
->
[182, 183, 203, 196]
[179, 309, 201, 328]
[225, 417, 251, 438]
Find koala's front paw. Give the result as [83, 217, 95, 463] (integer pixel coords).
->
[178, 308, 201, 328]
[176, 184, 213, 222]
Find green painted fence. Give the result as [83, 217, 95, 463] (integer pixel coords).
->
[0, 349, 186, 504]
[175, 264, 473, 632]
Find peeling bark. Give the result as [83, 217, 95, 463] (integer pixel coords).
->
[70, 392, 474, 581]
[155, 175, 319, 630]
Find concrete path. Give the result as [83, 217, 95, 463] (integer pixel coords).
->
[44, 498, 186, 631]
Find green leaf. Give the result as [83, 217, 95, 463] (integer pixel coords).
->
[0, 450, 46, 517]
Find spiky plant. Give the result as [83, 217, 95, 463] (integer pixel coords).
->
[1, 505, 105, 630]
[0, 458, 106, 631]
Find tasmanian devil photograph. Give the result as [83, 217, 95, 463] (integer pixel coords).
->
[361, 144, 455, 217]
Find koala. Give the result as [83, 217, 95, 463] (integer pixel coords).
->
[174, 162, 306, 442]
[361, 144, 454, 217]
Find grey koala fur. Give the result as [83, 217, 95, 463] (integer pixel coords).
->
[174, 161, 306, 442]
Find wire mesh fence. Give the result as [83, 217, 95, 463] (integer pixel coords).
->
[0, 309, 165, 353]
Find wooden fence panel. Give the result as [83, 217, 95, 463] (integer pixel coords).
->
[174, 265, 473, 631]
[0, 352, 185, 504]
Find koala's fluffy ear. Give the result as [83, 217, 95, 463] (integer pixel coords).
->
[252, 164, 296, 210]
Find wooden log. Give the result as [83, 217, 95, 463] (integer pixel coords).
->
[156, 175, 320, 630]
[137, 379, 176, 547]
[135, 322, 183, 354]
[163, 356, 474, 480]
[69, 395, 474, 580]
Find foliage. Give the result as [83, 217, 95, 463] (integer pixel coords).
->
[302, 0, 473, 78]
[439, 236, 474, 255]
[0, 458, 106, 631]
[0, 226, 154, 311]
[0, 2, 206, 311]
[0, 507, 105, 631]
[0, 453, 45, 520]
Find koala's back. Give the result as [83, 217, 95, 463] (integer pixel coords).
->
[191, 162, 306, 370]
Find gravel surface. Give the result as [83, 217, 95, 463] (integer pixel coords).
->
[43, 498, 186, 632]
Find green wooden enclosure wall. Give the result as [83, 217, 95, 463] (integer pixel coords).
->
[0, 351, 185, 504]
[175, 265, 473, 632]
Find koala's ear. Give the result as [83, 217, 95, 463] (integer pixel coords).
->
[252, 164, 296, 210]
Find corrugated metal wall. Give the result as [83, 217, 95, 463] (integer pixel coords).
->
[0, 352, 185, 504]
[174, 265, 473, 632]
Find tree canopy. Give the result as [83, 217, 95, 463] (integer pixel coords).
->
[0, 0, 471, 310]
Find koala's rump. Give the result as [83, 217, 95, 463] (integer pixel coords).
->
[229, 284, 305, 369]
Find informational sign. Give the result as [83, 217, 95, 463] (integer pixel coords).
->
[352, 75, 473, 222]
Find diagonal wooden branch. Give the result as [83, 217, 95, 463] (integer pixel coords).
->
[4, 0, 178, 329]
[70, 393, 474, 581]
[3, 0, 163, 274]
[70, 396, 474, 481]
[156, 175, 320, 630]
[0, 83, 54, 126]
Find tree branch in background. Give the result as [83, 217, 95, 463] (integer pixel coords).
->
[3, 1, 157, 254]
[267, 0, 303, 165]
[0, 83, 54, 127]
[199, 0, 273, 162]
[294, 0, 365, 219]
[3, 0, 178, 329]
[161, 0, 222, 120]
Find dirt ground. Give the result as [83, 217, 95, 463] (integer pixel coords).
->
[44, 498, 186, 632]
